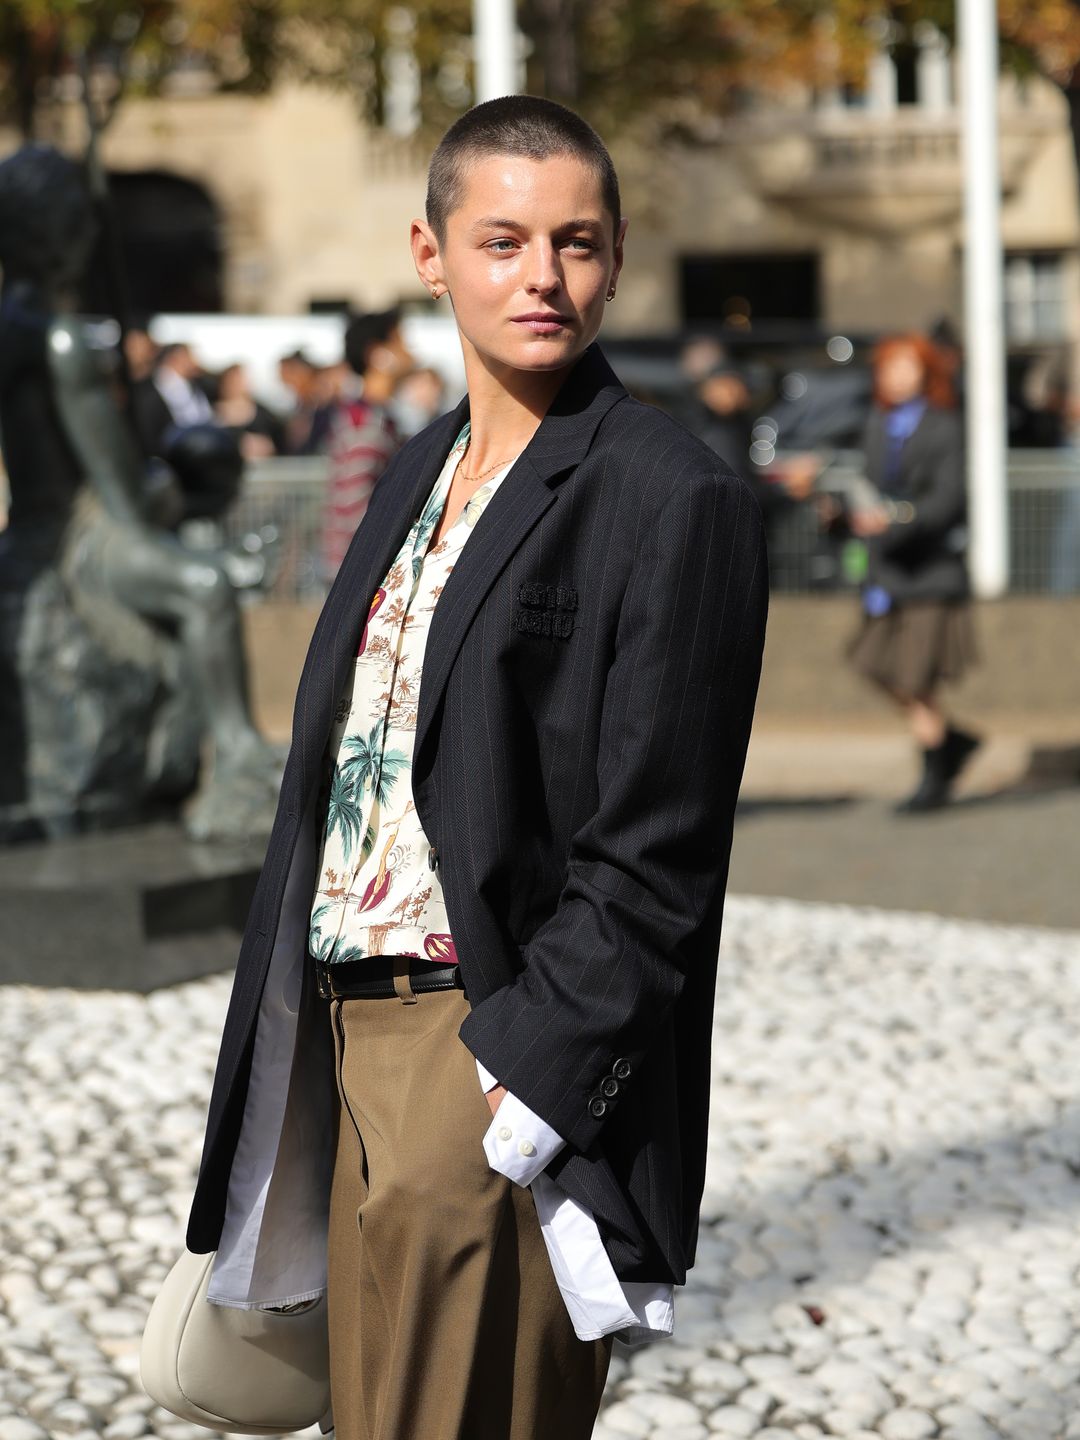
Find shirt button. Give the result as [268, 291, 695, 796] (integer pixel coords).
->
[588, 1096, 607, 1119]
[497, 1125, 513, 1142]
[518, 1139, 537, 1158]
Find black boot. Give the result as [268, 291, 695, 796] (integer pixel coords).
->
[895, 726, 982, 815]
[895, 742, 951, 814]
[940, 725, 982, 783]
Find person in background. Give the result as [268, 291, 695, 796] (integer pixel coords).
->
[679, 332, 726, 386]
[694, 361, 812, 581]
[846, 332, 980, 813]
[152, 342, 215, 428]
[213, 362, 285, 460]
[278, 350, 336, 455]
[123, 325, 159, 384]
[391, 364, 448, 438]
[321, 309, 412, 582]
[132, 341, 212, 457]
[125, 326, 163, 454]
[696, 362, 753, 477]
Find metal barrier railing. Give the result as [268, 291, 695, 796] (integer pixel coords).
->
[219, 449, 1080, 602]
[223, 457, 330, 603]
[762, 450, 1080, 597]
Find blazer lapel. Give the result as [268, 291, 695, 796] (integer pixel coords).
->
[412, 344, 628, 767]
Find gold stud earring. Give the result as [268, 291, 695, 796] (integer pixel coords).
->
[606, 287, 616, 302]
[431, 284, 441, 300]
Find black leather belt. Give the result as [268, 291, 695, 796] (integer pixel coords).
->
[315, 953, 464, 1000]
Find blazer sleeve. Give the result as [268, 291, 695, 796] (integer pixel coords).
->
[458, 468, 769, 1154]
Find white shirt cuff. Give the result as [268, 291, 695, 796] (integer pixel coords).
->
[475, 1058, 566, 1185]
[529, 1171, 675, 1343]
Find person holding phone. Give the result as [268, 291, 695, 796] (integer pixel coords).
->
[847, 333, 979, 812]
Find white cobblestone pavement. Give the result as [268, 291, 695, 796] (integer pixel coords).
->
[2, 896, 1080, 1440]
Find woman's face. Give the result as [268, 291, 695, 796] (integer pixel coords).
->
[877, 345, 926, 407]
[413, 152, 625, 379]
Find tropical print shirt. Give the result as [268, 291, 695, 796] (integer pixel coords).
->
[309, 423, 516, 966]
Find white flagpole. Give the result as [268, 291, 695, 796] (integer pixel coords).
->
[473, 0, 518, 102]
[959, 0, 1010, 597]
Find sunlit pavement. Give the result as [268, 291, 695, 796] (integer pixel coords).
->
[2, 895, 1080, 1438]
[734, 726, 1080, 931]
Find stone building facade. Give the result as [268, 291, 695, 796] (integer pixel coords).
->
[3, 47, 1078, 356]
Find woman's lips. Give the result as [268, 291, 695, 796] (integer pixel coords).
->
[512, 314, 572, 334]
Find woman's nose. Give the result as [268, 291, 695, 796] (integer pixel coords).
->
[524, 243, 561, 295]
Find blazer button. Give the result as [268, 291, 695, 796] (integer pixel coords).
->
[601, 1076, 619, 1098]
[428, 846, 440, 872]
[588, 1096, 607, 1119]
[613, 1058, 632, 1080]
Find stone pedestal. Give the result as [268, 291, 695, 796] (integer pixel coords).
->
[0, 824, 262, 990]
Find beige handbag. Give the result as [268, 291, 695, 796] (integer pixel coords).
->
[140, 1248, 332, 1436]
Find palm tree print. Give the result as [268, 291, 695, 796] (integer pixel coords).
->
[409, 424, 468, 578]
[325, 767, 364, 862]
[340, 723, 409, 807]
[309, 902, 370, 965]
[412, 488, 446, 578]
[308, 902, 337, 962]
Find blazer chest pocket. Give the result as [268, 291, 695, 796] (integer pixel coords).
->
[515, 581, 577, 640]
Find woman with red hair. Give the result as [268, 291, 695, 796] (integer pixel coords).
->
[847, 332, 979, 812]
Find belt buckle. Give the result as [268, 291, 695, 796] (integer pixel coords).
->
[316, 962, 333, 1000]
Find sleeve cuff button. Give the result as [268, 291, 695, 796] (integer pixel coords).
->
[588, 1096, 607, 1118]
[497, 1125, 513, 1141]
[518, 1139, 537, 1157]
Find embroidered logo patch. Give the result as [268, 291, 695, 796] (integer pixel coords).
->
[516, 582, 577, 639]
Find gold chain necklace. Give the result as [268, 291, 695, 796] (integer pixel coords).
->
[456, 440, 517, 484]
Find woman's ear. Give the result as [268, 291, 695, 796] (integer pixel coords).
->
[410, 219, 445, 297]
[611, 216, 628, 288]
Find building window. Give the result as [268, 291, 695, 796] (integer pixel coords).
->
[826, 24, 951, 114]
[1005, 253, 1067, 343]
[680, 253, 821, 327]
[85, 170, 224, 315]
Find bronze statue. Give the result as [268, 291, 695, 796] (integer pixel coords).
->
[0, 145, 280, 841]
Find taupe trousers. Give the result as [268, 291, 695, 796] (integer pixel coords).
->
[327, 984, 613, 1440]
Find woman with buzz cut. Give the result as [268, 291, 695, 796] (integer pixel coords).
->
[186, 94, 768, 1439]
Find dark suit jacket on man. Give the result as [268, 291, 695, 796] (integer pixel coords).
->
[187, 344, 769, 1286]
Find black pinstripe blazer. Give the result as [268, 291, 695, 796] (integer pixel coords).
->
[187, 344, 768, 1285]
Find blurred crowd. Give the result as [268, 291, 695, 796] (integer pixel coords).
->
[121, 310, 446, 584]
[0, 279, 1068, 821]
[97, 315, 1079, 814]
[112, 313, 1080, 601]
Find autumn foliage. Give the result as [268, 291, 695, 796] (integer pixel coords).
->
[4, 0, 1080, 139]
